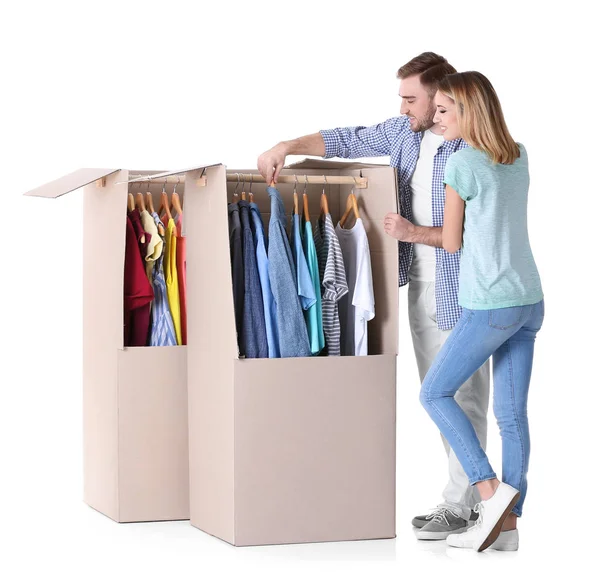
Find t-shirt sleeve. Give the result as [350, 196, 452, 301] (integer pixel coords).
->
[352, 238, 375, 322]
[444, 154, 477, 201]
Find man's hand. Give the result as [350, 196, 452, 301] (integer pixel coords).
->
[257, 143, 288, 185]
[384, 212, 415, 242]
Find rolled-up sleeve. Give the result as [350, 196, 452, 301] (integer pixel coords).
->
[319, 117, 403, 159]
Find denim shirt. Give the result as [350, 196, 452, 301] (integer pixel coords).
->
[267, 187, 311, 357]
[238, 200, 268, 358]
[249, 202, 279, 358]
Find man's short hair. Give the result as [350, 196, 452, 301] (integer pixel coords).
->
[397, 52, 457, 95]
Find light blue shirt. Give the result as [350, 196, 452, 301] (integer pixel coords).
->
[443, 144, 543, 310]
[249, 202, 279, 358]
[267, 187, 311, 358]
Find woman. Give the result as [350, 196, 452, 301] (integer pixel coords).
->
[419, 71, 544, 552]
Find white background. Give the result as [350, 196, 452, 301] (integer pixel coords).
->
[2, 1, 598, 583]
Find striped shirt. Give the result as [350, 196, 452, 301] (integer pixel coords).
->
[149, 213, 177, 347]
[320, 116, 467, 330]
[313, 213, 349, 356]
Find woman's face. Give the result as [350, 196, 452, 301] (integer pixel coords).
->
[433, 91, 461, 141]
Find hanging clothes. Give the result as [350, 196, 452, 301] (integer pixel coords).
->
[238, 200, 268, 358]
[267, 186, 311, 358]
[249, 201, 279, 358]
[335, 218, 375, 356]
[149, 213, 177, 347]
[313, 213, 348, 356]
[162, 215, 182, 345]
[124, 215, 154, 346]
[290, 211, 317, 311]
[302, 216, 325, 356]
[173, 213, 187, 345]
[140, 209, 163, 282]
[128, 208, 151, 264]
[228, 202, 245, 355]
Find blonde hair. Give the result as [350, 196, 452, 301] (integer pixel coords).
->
[438, 72, 520, 164]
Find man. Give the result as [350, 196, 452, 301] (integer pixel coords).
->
[257, 52, 490, 541]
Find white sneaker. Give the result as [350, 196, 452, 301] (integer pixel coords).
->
[447, 482, 520, 552]
[447, 526, 519, 551]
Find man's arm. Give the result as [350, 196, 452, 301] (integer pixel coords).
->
[257, 133, 325, 184]
[384, 213, 443, 248]
[257, 117, 404, 184]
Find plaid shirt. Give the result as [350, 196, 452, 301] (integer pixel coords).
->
[320, 115, 467, 330]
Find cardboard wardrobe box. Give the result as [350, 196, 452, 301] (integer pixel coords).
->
[184, 160, 399, 546]
[24, 169, 190, 523]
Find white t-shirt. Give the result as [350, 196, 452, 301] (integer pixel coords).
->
[408, 129, 444, 282]
[335, 218, 375, 356]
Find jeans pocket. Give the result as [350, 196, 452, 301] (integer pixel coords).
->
[488, 306, 525, 330]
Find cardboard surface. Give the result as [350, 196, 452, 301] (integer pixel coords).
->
[24, 168, 120, 198]
[26, 167, 193, 523]
[188, 162, 399, 546]
[233, 355, 396, 546]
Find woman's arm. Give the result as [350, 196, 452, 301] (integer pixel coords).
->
[442, 184, 465, 254]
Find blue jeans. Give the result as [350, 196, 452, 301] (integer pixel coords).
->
[419, 300, 544, 517]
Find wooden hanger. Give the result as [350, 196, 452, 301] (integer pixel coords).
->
[127, 192, 135, 212]
[339, 189, 360, 228]
[240, 175, 246, 201]
[135, 192, 146, 212]
[303, 192, 310, 222]
[232, 174, 240, 203]
[293, 187, 299, 215]
[145, 189, 155, 214]
[172, 180, 183, 217]
[159, 185, 172, 222]
[319, 175, 329, 220]
[248, 176, 254, 203]
[145, 189, 165, 237]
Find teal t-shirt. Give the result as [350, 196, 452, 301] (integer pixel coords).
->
[443, 144, 543, 310]
[302, 219, 325, 355]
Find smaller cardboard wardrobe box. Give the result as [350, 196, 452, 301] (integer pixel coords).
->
[186, 160, 399, 546]
[25, 169, 190, 523]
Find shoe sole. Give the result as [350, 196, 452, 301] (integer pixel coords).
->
[477, 492, 521, 552]
[417, 526, 468, 540]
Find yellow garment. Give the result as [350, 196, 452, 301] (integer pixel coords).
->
[164, 217, 182, 345]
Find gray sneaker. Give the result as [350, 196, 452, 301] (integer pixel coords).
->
[416, 507, 469, 540]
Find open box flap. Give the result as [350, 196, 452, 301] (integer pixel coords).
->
[23, 169, 121, 198]
[118, 164, 223, 184]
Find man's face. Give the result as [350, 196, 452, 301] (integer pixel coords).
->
[399, 75, 436, 132]
[433, 91, 461, 141]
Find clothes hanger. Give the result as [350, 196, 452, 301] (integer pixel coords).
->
[240, 175, 246, 201]
[145, 182, 155, 214]
[339, 178, 360, 228]
[232, 174, 240, 203]
[303, 176, 312, 222]
[159, 180, 172, 222]
[293, 175, 299, 215]
[128, 190, 135, 212]
[248, 175, 254, 203]
[135, 188, 146, 212]
[145, 182, 165, 237]
[172, 177, 183, 217]
[319, 175, 329, 220]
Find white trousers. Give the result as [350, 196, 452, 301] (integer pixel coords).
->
[407, 280, 491, 520]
